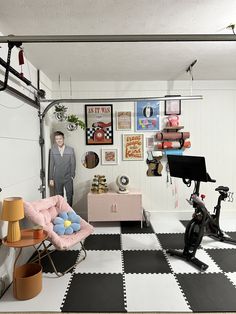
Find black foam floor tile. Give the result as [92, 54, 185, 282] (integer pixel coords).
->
[180, 220, 189, 227]
[156, 233, 185, 249]
[121, 221, 154, 234]
[225, 231, 236, 240]
[176, 273, 236, 312]
[61, 273, 126, 312]
[84, 234, 121, 250]
[123, 250, 171, 274]
[205, 248, 236, 272]
[38, 250, 79, 273]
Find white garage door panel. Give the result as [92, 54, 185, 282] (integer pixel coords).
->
[0, 95, 39, 140]
[0, 138, 41, 189]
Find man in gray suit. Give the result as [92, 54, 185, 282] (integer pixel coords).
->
[49, 131, 76, 206]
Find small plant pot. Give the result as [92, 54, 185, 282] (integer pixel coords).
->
[54, 111, 67, 122]
[33, 225, 44, 239]
[13, 263, 42, 300]
[67, 122, 78, 131]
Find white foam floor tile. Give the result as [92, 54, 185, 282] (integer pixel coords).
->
[91, 222, 121, 234]
[74, 250, 122, 274]
[219, 218, 236, 232]
[121, 233, 161, 250]
[151, 219, 185, 233]
[166, 249, 222, 274]
[46, 241, 84, 251]
[0, 273, 71, 312]
[225, 272, 236, 288]
[201, 236, 236, 249]
[125, 273, 190, 312]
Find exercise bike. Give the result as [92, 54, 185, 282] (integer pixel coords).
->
[166, 155, 235, 271]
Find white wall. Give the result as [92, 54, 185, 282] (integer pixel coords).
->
[0, 53, 235, 289]
[50, 80, 236, 217]
[0, 37, 52, 289]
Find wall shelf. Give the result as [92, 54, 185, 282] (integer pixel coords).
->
[162, 126, 184, 132]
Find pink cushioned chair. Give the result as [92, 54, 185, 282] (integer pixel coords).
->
[24, 195, 94, 276]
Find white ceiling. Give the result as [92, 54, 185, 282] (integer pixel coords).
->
[0, 0, 236, 81]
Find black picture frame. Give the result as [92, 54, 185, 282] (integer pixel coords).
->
[164, 96, 181, 115]
[85, 104, 113, 145]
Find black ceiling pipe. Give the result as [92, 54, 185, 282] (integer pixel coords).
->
[0, 56, 39, 90]
[0, 42, 45, 97]
[0, 79, 39, 108]
[0, 42, 15, 91]
[0, 56, 31, 86]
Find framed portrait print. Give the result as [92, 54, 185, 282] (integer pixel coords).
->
[116, 111, 132, 130]
[122, 134, 144, 161]
[135, 100, 160, 131]
[164, 96, 181, 115]
[101, 148, 118, 165]
[85, 104, 113, 145]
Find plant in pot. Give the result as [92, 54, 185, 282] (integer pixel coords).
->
[66, 114, 85, 131]
[53, 105, 68, 121]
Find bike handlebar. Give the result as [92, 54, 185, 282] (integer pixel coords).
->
[206, 173, 216, 183]
[191, 194, 206, 208]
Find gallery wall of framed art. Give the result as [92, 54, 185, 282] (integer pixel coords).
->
[81, 99, 182, 170]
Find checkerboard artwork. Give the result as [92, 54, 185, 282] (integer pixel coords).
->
[86, 127, 112, 140]
[2, 219, 236, 312]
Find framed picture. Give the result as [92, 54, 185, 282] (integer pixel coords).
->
[122, 134, 144, 161]
[116, 111, 132, 130]
[85, 104, 113, 145]
[146, 136, 155, 149]
[101, 148, 118, 165]
[135, 100, 160, 131]
[164, 96, 181, 115]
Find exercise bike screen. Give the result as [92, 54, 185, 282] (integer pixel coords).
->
[167, 155, 208, 182]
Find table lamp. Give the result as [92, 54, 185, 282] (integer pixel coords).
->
[1, 197, 24, 242]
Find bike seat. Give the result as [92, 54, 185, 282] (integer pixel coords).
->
[215, 186, 229, 192]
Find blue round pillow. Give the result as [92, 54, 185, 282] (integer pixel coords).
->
[53, 211, 81, 235]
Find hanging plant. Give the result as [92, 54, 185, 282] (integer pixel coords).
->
[66, 114, 85, 132]
[53, 104, 68, 122]
[54, 104, 68, 112]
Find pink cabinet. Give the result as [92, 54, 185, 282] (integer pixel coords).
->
[87, 191, 143, 225]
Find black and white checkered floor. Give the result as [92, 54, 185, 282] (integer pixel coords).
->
[2, 213, 236, 312]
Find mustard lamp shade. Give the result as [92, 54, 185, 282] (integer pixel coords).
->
[1, 197, 24, 242]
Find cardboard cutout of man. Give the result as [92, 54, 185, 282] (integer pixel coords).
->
[49, 131, 76, 206]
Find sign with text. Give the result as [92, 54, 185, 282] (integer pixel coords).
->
[122, 134, 144, 161]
